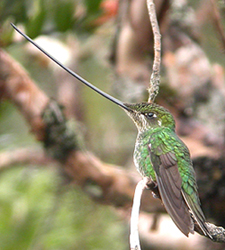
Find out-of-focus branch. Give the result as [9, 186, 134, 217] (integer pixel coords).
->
[0, 49, 49, 141]
[0, 148, 54, 170]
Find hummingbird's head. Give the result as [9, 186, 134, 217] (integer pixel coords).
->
[124, 102, 175, 132]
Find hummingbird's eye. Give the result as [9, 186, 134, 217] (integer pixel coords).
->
[144, 112, 155, 119]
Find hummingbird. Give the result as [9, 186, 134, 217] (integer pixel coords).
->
[11, 24, 212, 239]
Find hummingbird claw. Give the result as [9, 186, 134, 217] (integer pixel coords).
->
[144, 179, 161, 199]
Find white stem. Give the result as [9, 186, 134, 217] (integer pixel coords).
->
[130, 178, 148, 250]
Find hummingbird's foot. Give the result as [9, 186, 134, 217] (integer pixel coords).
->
[145, 178, 156, 189]
[145, 179, 161, 199]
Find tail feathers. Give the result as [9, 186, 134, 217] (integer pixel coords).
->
[182, 191, 213, 240]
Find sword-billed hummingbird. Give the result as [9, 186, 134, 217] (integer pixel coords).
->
[11, 24, 212, 239]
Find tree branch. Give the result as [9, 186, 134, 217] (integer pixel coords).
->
[0, 49, 49, 141]
[146, 0, 161, 103]
[0, 148, 54, 170]
[130, 178, 150, 250]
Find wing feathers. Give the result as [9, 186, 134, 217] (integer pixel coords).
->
[160, 151, 177, 168]
[156, 164, 194, 236]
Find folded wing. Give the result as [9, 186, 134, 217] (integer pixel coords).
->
[149, 148, 194, 236]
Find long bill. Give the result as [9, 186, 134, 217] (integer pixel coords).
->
[11, 23, 130, 111]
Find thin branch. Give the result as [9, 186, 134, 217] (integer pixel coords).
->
[130, 178, 149, 250]
[146, 0, 161, 103]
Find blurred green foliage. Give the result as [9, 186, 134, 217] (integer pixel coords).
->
[84, 0, 102, 14]
[0, 167, 127, 250]
[0, 0, 103, 44]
